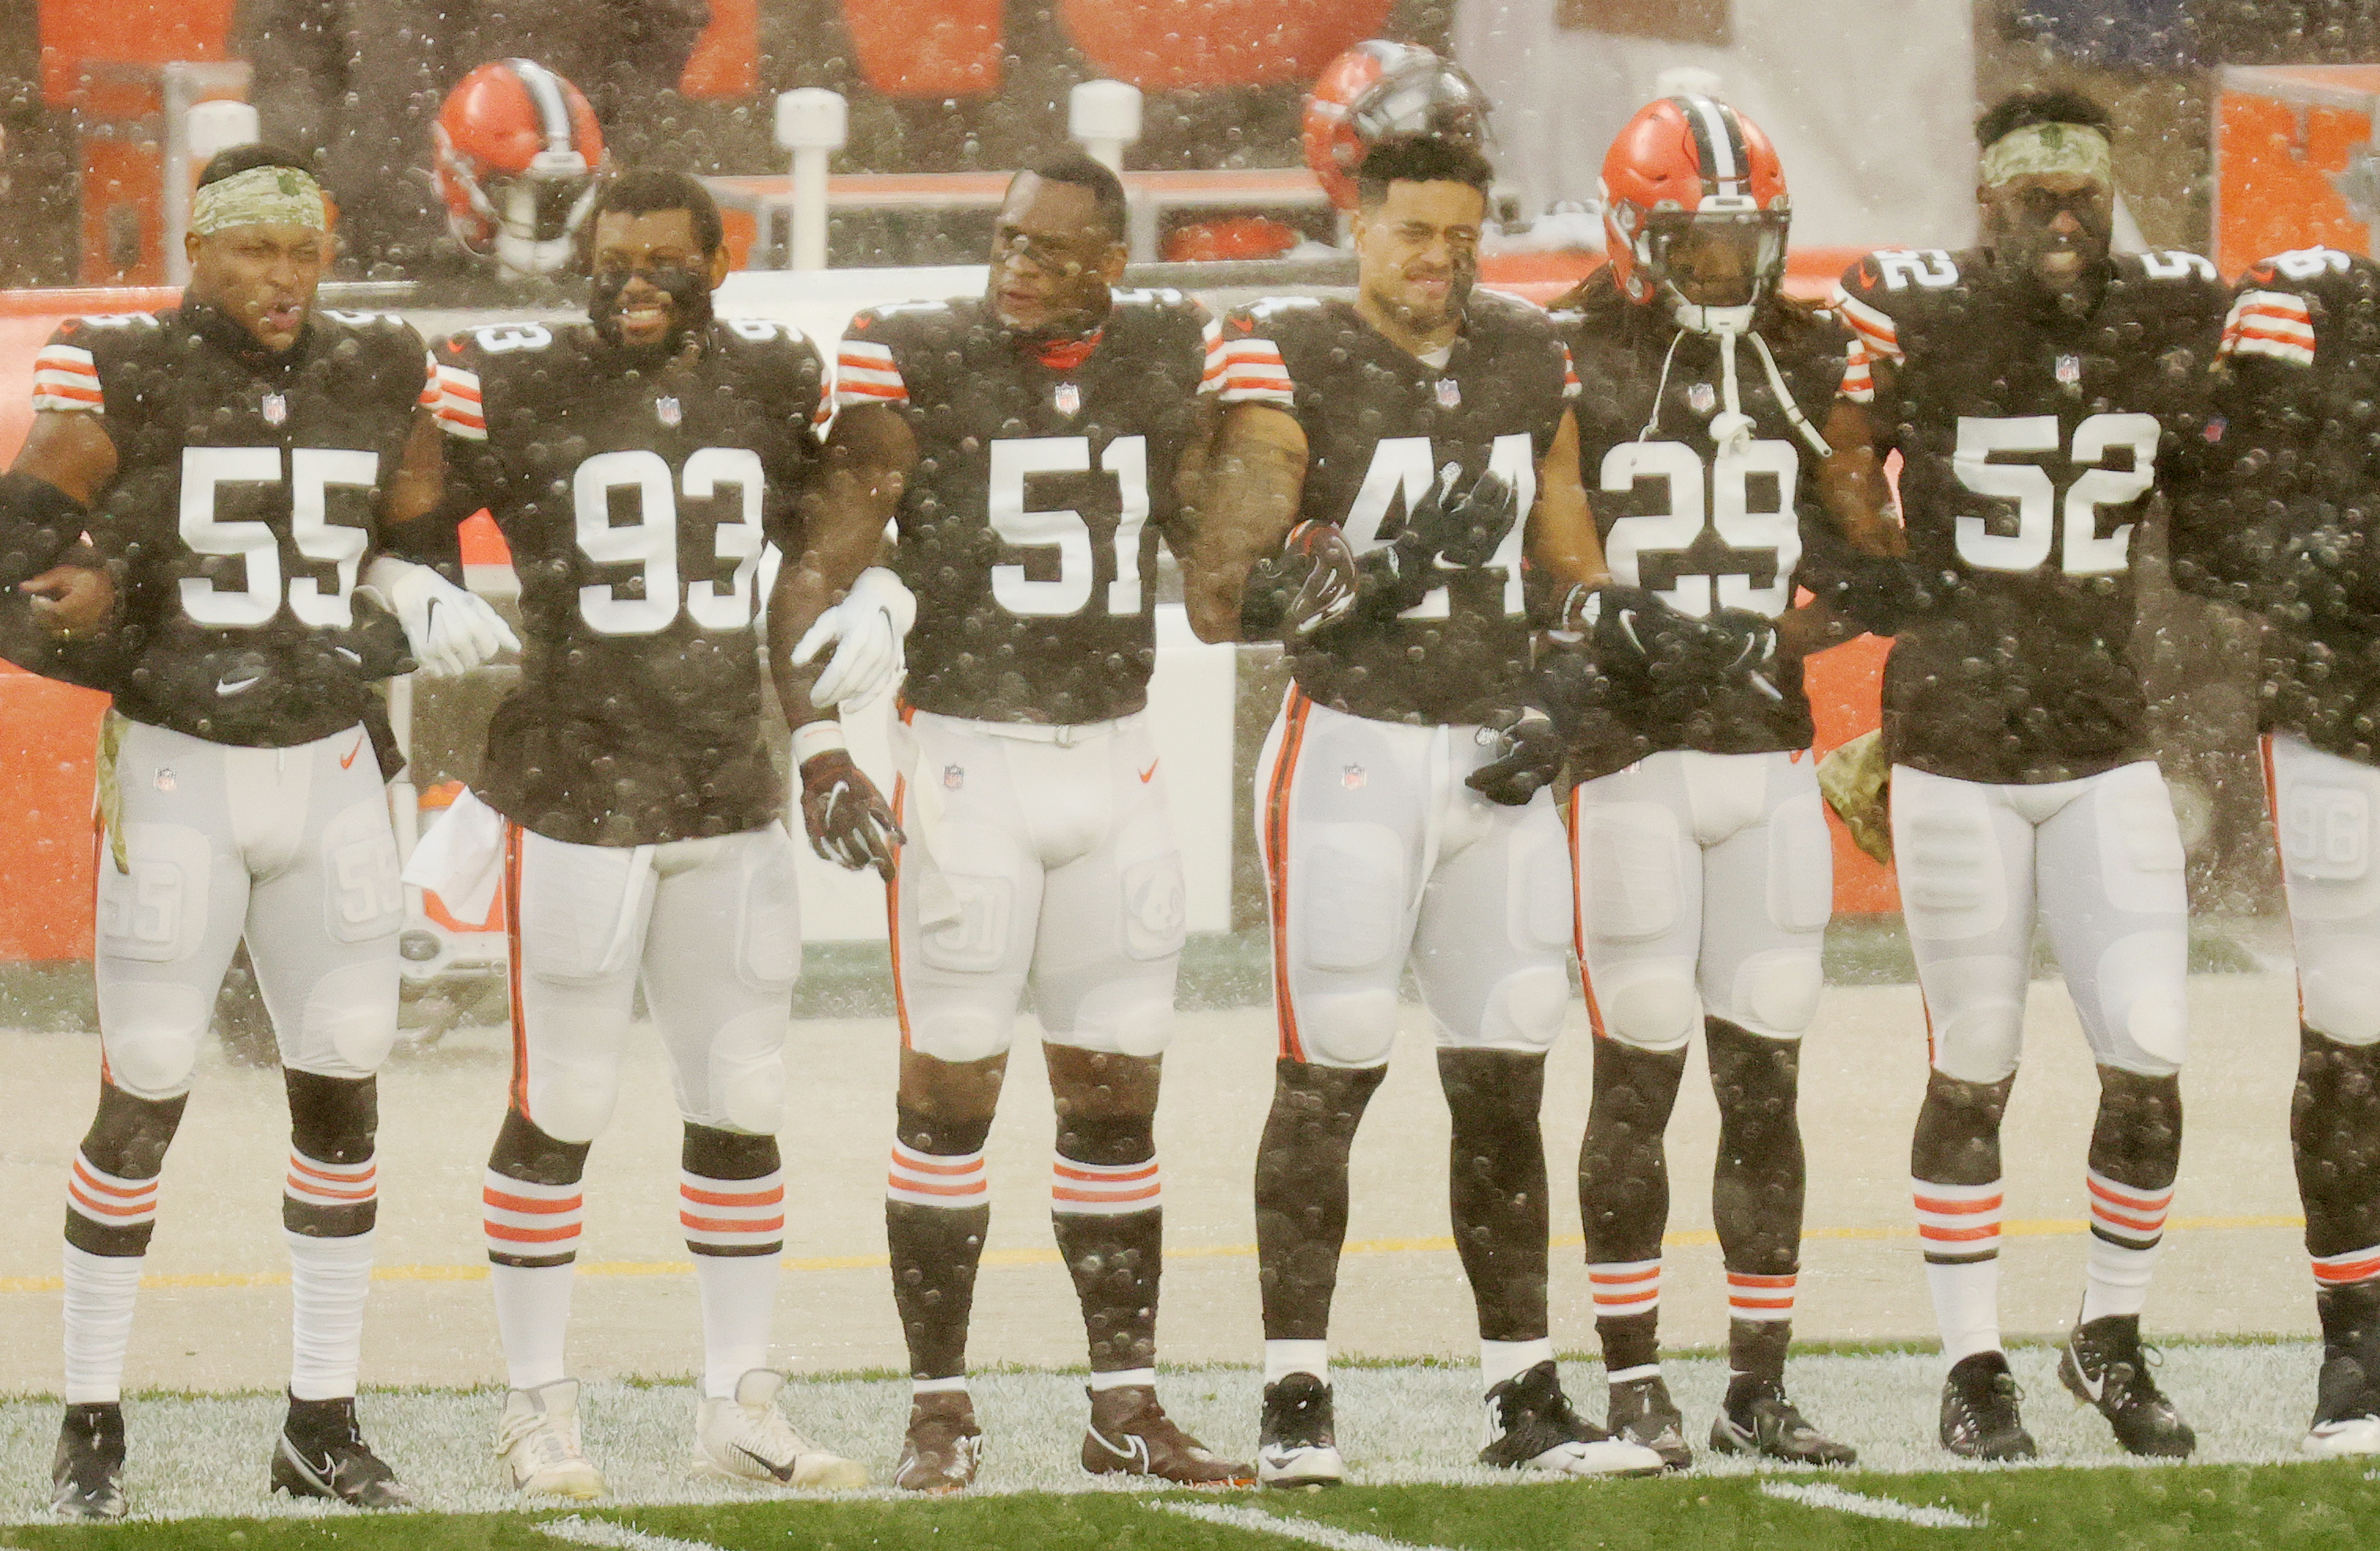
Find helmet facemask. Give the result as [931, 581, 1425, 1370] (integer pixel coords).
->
[1639, 203, 1790, 333]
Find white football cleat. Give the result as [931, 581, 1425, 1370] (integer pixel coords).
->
[496, 1379, 606, 1500]
[2304, 1416, 2380, 1457]
[693, 1369, 869, 1490]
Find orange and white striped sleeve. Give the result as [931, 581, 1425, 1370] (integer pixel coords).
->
[1838, 339, 1877, 403]
[2219, 287, 2316, 368]
[1205, 315, 1296, 409]
[430, 349, 487, 441]
[29, 339, 103, 414]
[1829, 285, 1902, 372]
[1560, 342, 1581, 401]
[832, 334, 909, 409]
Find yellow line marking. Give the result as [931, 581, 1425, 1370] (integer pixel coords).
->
[0, 1214, 2304, 1295]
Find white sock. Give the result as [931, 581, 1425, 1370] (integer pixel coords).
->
[492, 1262, 576, 1391]
[1925, 1257, 2002, 1370]
[912, 1375, 969, 1397]
[1264, 1338, 1329, 1387]
[696, 1251, 780, 1399]
[62, 1246, 144, 1405]
[1090, 1367, 1157, 1391]
[2081, 1235, 2160, 1322]
[1480, 1337, 1555, 1394]
[286, 1229, 376, 1401]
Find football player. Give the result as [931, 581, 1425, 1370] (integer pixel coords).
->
[17, 145, 513, 1519]
[779, 154, 1248, 1491]
[426, 169, 879, 1497]
[1545, 95, 1857, 1471]
[2171, 244, 2380, 1457]
[1185, 132, 1663, 1486]
[1825, 89, 2223, 1460]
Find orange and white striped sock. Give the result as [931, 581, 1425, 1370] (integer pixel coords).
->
[1915, 1177, 2002, 1367]
[483, 1170, 583, 1391]
[2082, 1168, 2172, 1323]
[1727, 1269, 1796, 1323]
[1589, 1259, 1662, 1321]
[284, 1151, 379, 1401]
[1049, 1153, 1163, 1216]
[2313, 1246, 2380, 1292]
[887, 1139, 988, 1209]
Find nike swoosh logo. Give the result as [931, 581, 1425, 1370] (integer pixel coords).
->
[1138, 761, 1159, 783]
[215, 674, 261, 696]
[2071, 1352, 2107, 1403]
[340, 738, 364, 770]
[1087, 1427, 1150, 1471]
[732, 1443, 797, 1483]
[334, 647, 362, 665]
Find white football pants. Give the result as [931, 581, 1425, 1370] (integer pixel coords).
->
[2266, 732, 2380, 1046]
[1890, 761, 2189, 1084]
[887, 706, 1187, 1064]
[1256, 688, 1573, 1070]
[1569, 748, 1832, 1050]
[95, 713, 402, 1099]
[504, 822, 803, 1142]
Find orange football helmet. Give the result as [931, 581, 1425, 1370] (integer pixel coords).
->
[1302, 42, 1491, 213]
[1601, 95, 1790, 309]
[432, 60, 606, 275]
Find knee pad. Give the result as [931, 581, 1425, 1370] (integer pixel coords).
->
[1592, 958, 1698, 1053]
[906, 997, 1015, 1064]
[1289, 986, 1400, 1068]
[1060, 977, 1177, 1061]
[488, 1107, 590, 1186]
[894, 1101, 994, 1159]
[1895, 783, 2008, 943]
[702, 1006, 789, 1135]
[285, 1071, 377, 1164]
[95, 986, 209, 1100]
[2093, 930, 2189, 1076]
[1476, 963, 1568, 1052]
[1725, 948, 1823, 1038]
[525, 1053, 624, 1146]
[2301, 939, 2380, 1046]
[1057, 1108, 1157, 1167]
[294, 958, 400, 1076]
[1295, 824, 1408, 972]
[684, 1122, 779, 1180]
[80, 1083, 188, 1179]
[1919, 953, 2025, 1084]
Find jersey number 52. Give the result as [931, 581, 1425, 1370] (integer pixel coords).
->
[1949, 413, 2159, 576]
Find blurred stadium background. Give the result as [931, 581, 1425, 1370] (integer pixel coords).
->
[0, 0, 2374, 1497]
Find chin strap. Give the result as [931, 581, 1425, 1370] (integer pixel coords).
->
[1658, 292, 1834, 461]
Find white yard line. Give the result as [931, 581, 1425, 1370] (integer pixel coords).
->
[539, 1513, 731, 1551]
[1157, 1500, 1467, 1551]
[1760, 1480, 1979, 1528]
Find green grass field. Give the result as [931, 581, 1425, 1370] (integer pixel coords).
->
[6, 1462, 2379, 1551]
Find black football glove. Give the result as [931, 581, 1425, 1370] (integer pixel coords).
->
[799, 750, 903, 881]
[1696, 606, 1785, 701]
[1241, 520, 1361, 640]
[1357, 465, 1520, 616]
[1465, 707, 1565, 806]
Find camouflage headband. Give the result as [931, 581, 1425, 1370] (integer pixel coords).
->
[1979, 121, 2112, 188]
[190, 165, 328, 236]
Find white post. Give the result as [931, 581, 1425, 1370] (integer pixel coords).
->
[1068, 79, 1142, 175]
[775, 88, 848, 271]
[168, 97, 259, 283]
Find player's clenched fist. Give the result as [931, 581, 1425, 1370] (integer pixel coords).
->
[798, 744, 902, 880]
[1241, 520, 1360, 639]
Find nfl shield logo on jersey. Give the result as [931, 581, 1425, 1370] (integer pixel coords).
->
[1687, 382, 1717, 414]
[1054, 382, 1082, 416]
[1342, 764, 1366, 790]
[943, 764, 964, 790]
[1435, 378, 1461, 409]
[656, 395, 683, 428]
[261, 392, 288, 425]
[2056, 354, 2082, 387]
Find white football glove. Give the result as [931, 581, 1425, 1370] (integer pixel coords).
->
[362, 555, 520, 678]
[792, 566, 916, 708]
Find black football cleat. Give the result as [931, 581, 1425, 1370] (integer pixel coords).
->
[1605, 1373, 1693, 1471]
[2304, 1343, 2380, 1457]
[1257, 1372, 1345, 1488]
[1939, 1351, 2037, 1461]
[2058, 1313, 2194, 1458]
[1479, 1361, 1665, 1477]
[51, 1401, 127, 1521]
[1710, 1387, 1857, 1467]
[271, 1394, 413, 1508]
